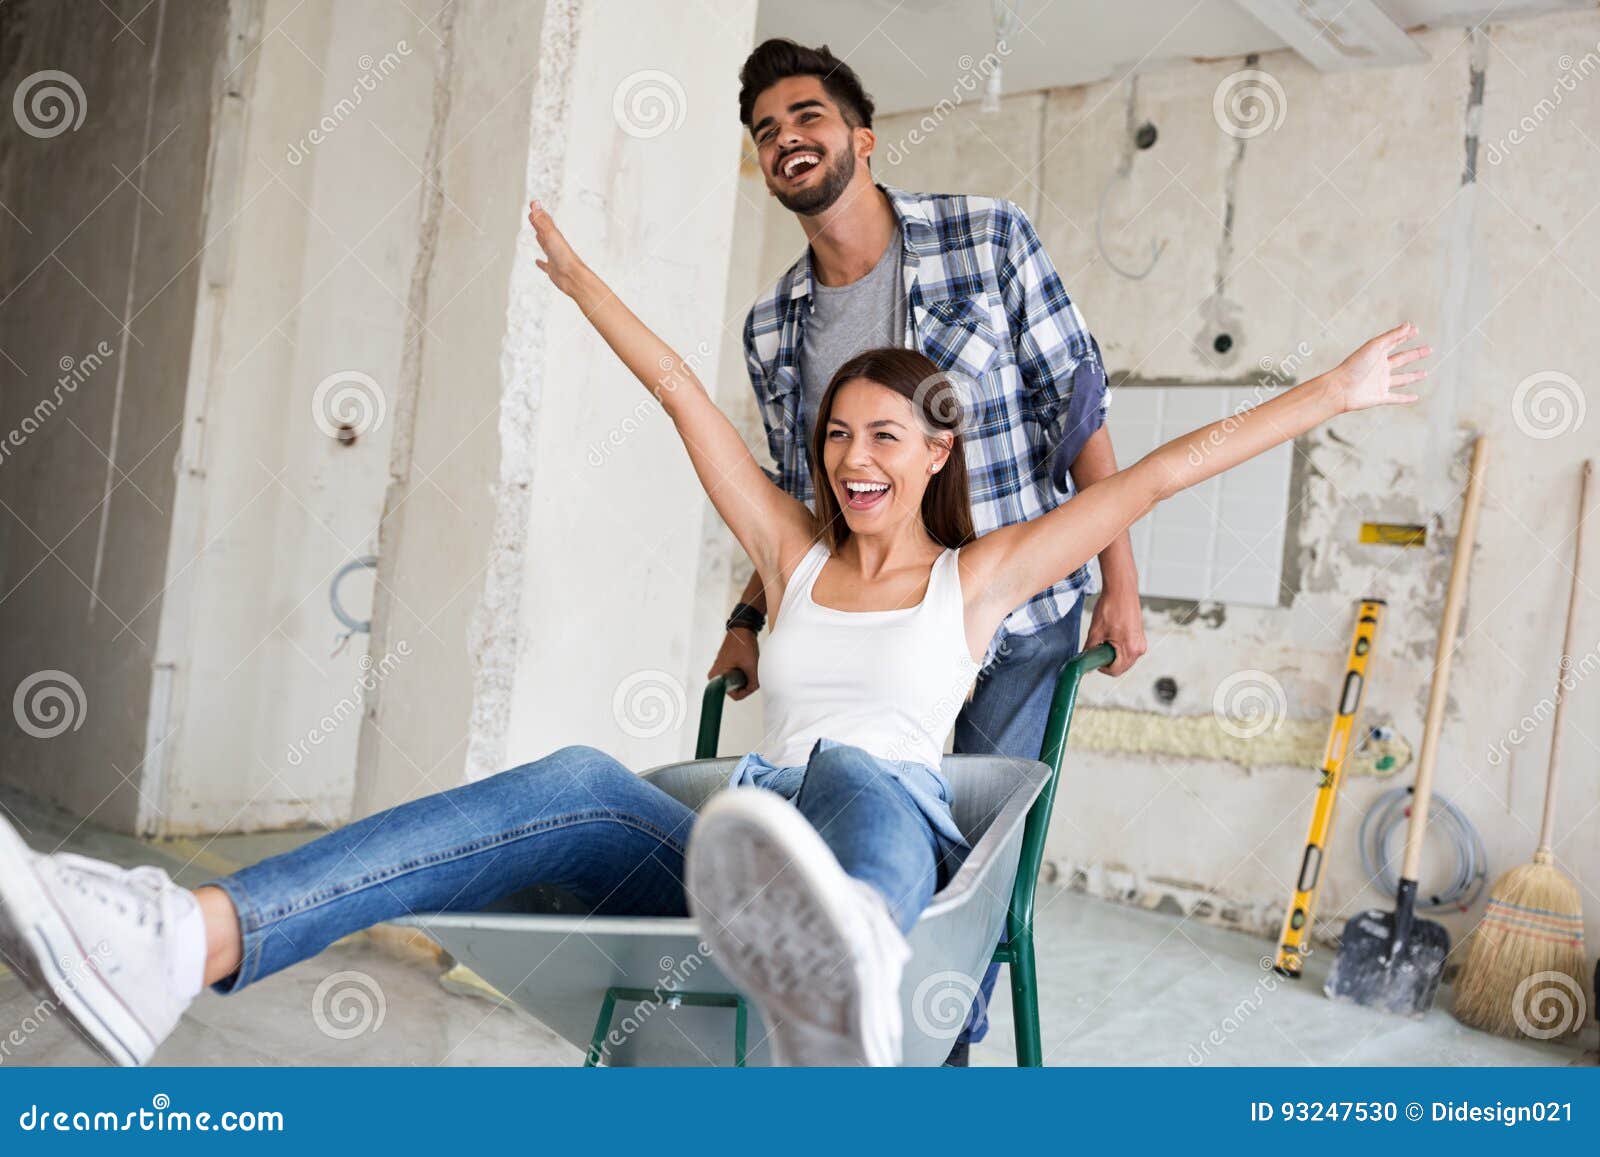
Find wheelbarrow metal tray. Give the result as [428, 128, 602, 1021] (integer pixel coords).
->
[406, 753, 1050, 1066]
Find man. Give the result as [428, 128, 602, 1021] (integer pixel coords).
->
[709, 39, 1148, 1064]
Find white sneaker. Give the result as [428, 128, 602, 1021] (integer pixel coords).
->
[686, 788, 912, 1066]
[0, 813, 201, 1066]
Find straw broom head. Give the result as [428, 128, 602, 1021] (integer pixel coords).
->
[1452, 852, 1587, 1040]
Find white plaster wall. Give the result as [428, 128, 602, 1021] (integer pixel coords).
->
[348, 0, 545, 814]
[492, 1, 760, 773]
[723, 9, 1600, 965]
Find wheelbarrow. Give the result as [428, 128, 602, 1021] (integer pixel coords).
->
[405, 643, 1114, 1066]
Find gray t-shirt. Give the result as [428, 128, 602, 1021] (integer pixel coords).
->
[799, 227, 906, 438]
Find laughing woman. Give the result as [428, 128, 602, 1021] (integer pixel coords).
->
[0, 203, 1429, 1068]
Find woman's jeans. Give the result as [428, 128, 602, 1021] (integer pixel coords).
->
[205, 741, 949, 994]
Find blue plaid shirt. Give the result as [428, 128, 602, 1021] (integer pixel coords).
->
[743, 184, 1109, 651]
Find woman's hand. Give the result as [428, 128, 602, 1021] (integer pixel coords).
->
[528, 200, 589, 298]
[1323, 321, 1431, 413]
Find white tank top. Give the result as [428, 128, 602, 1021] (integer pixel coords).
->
[759, 541, 982, 770]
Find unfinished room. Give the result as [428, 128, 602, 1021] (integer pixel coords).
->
[0, 0, 1596, 1124]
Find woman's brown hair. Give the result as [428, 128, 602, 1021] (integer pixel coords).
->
[808, 348, 977, 553]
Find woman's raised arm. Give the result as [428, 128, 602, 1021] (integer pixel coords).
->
[961, 323, 1431, 626]
[528, 201, 816, 584]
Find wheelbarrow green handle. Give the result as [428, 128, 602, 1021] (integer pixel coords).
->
[1011, 642, 1115, 939]
[696, 669, 748, 759]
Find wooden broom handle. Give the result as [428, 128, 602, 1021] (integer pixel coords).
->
[1537, 458, 1593, 858]
[1402, 435, 1489, 881]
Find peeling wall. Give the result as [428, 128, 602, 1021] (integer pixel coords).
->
[353, 0, 545, 811]
[723, 9, 1600, 962]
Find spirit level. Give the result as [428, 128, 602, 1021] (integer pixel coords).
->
[1274, 599, 1385, 977]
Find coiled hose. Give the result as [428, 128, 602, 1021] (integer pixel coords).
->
[1358, 786, 1488, 910]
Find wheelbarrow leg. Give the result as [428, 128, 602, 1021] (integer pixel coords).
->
[585, 986, 748, 1067]
[1007, 932, 1043, 1067]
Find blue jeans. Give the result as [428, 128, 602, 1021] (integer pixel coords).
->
[205, 741, 953, 992]
[949, 599, 1084, 1045]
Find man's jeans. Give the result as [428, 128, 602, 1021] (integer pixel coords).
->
[205, 741, 951, 993]
[949, 599, 1084, 1045]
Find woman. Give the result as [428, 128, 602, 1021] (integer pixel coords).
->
[0, 204, 1428, 1069]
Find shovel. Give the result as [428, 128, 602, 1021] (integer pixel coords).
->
[1325, 435, 1488, 1017]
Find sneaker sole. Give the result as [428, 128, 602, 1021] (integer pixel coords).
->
[686, 790, 886, 1066]
[0, 817, 155, 1066]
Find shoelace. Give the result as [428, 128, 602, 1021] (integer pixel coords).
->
[48, 855, 175, 932]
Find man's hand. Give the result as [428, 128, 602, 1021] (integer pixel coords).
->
[1085, 585, 1146, 676]
[708, 629, 760, 700]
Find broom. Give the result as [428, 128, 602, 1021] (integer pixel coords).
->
[1452, 458, 1592, 1039]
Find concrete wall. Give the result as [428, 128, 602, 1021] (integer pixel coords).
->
[0, 0, 228, 830]
[350, 0, 543, 814]
[2, 0, 755, 834]
[722, 8, 1600, 962]
[147, 0, 437, 834]
[471, 0, 760, 780]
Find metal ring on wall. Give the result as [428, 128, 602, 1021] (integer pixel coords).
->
[330, 555, 379, 634]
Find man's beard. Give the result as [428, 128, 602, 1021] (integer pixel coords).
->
[774, 147, 856, 215]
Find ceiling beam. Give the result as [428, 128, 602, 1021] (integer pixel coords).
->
[1232, 0, 1427, 69]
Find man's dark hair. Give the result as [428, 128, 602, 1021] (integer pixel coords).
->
[738, 39, 875, 132]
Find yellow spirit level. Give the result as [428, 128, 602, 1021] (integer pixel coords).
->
[1274, 599, 1385, 977]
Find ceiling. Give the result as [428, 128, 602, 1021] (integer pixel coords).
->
[755, 0, 1591, 115]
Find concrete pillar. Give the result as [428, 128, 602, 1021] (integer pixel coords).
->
[456, 0, 758, 788]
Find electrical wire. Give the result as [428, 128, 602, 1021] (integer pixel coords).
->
[1358, 786, 1488, 911]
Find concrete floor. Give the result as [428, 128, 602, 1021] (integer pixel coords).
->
[2, 784, 1594, 1068]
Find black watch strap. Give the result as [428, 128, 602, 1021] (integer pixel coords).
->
[725, 601, 765, 634]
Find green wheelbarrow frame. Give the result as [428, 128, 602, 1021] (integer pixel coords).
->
[692, 641, 1114, 1067]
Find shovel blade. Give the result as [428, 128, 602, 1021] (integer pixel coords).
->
[1324, 907, 1450, 1018]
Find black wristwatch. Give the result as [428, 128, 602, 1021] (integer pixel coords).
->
[725, 601, 765, 635]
